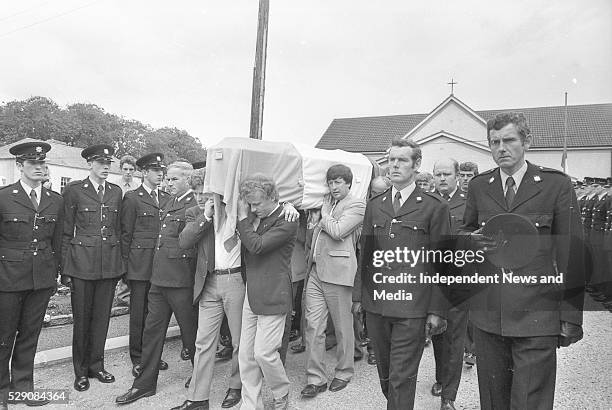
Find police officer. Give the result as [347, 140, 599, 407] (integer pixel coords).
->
[121, 153, 171, 377]
[60, 144, 123, 392]
[0, 142, 63, 408]
[116, 161, 198, 405]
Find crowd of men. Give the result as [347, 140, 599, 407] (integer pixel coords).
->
[0, 110, 610, 410]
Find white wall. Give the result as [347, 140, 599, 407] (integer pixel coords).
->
[527, 149, 611, 179]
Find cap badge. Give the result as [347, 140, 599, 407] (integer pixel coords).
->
[35, 146, 42, 153]
[534, 175, 541, 182]
[156, 156, 161, 162]
[489, 176, 495, 184]
[103, 148, 109, 155]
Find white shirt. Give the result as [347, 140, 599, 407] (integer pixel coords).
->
[391, 182, 416, 207]
[88, 177, 105, 196]
[141, 183, 159, 201]
[500, 161, 528, 195]
[214, 216, 241, 270]
[20, 180, 42, 206]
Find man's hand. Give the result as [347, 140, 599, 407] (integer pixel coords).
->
[558, 321, 583, 347]
[351, 302, 362, 316]
[470, 227, 497, 252]
[280, 202, 299, 222]
[60, 275, 73, 291]
[204, 197, 214, 219]
[425, 314, 447, 337]
[237, 196, 250, 220]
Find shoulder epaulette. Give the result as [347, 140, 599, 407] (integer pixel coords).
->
[45, 189, 62, 197]
[473, 168, 496, 179]
[370, 187, 390, 201]
[536, 165, 566, 176]
[106, 181, 121, 189]
[0, 185, 11, 192]
[424, 191, 445, 202]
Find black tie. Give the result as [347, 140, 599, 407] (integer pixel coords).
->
[97, 185, 104, 202]
[505, 177, 516, 208]
[393, 191, 402, 214]
[443, 193, 451, 201]
[30, 189, 38, 210]
[151, 190, 158, 206]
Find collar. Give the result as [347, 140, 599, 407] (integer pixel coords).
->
[391, 182, 416, 202]
[438, 186, 458, 199]
[500, 161, 528, 190]
[20, 180, 42, 200]
[177, 189, 192, 202]
[88, 177, 105, 193]
[142, 183, 158, 197]
[267, 205, 280, 218]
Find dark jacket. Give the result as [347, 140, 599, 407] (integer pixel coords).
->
[120, 185, 171, 281]
[237, 206, 297, 315]
[150, 192, 197, 288]
[0, 182, 63, 291]
[357, 186, 451, 319]
[460, 162, 585, 337]
[61, 178, 123, 280]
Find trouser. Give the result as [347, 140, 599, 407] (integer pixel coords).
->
[132, 285, 197, 390]
[366, 312, 426, 410]
[71, 277, 117, 377]
[189, 273, 245, 401]
[239, 293, 289, 409]
[432, 309, 468, 401]
[0, 288, 53, 402]
[474, 326, 557, 410]
[128, 280, 151, 364]
[304, 266, 354, 385]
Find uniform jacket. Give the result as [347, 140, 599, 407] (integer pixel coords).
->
[460, 162, 585, 337]
[444, 189, 467, 234]
[308, 194, 365, 287]
[0, 182, 63, 291]
[357, 186, 451, 319]
[120, 185, 171, 281]
[590, 193, 608, 247]
[61, 178, 123, 280]
[237, 206, 297, 315]
[150, 192, 197, 288]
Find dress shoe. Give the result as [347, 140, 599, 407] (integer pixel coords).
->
[132, 363, 143, 378]
[273, 393, 289, 410]
[441, 398, 456, 410]
[170, 399, 209, 410]
[74, 376, 90, 391]
[300, 383, 327, 398]
[329, 378, 349, 392]
[115, 387, 155, 405]
[185, 376, 192, 388]
[24, 397, 51, 407]
[221, 388, 241, 408]
[88, 369, 115, 383]
[181, 347, 191, 361]
[431, 382, 442, 396]
[290, 343, 306, 354]
[215, 346, 233, 361]
[159, 360, 169, 370]
[367, 352, 377, 365]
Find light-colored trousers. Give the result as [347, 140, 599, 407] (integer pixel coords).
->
[188, 272, 245, 401]
[305, 264, 355, 385]
[239, 290, 289, 409]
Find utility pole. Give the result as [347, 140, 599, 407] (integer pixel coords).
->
[249, 0, 270, 140]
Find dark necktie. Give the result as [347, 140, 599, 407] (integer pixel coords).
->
[505, 176, 516, 208]
[151, 190, 158, 206]
[97, 185, 104, 202]
[30, 189, 38, 210]
[393, 191, 402, 214]
[443, 193, 451, 201]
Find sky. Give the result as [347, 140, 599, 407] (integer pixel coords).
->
[0, 0, 610, 149]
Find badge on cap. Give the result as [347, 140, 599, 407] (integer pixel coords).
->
[416, 196, 422, 202]
[534, 175, 541, 182]
[36, 146, 42, 153]
[103, 148, 109, 155]
[156, 156, 161, 162]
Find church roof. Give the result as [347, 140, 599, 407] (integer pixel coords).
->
[316, 102, 612, 152]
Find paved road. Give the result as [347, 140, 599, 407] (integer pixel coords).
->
[27, 311, 612, 409]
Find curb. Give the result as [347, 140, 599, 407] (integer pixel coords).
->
[44, 305, 129, 327]
[34, 325, 181, 368]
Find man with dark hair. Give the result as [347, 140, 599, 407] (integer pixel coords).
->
[356, 137, 450, 409]
[236, 174, 297, 410]
[0, 142, 63, 408]
[120, 153, 171, 378]
[300, 164, 365, 399]
[461, 112, 584, 409]
[430, 158, 468, 410]
[458, 162, 479, 193]
[116, 161, 198, 405]
[61, 144, 124, 392]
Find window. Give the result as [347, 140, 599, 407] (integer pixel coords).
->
[60, 177, 71, 194]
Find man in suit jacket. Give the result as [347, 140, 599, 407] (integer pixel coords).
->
[116, 161, 198, 405]
[0, 142, 63, 408]
[236, 174, 297, 410]
[120, 153, 171, 377]
[461, 112, 584, 410]
[300, 164, 365, 398]
[61, 144, 123, 392]
[430, 158, 468, 410]
[356, 138, 449, 410]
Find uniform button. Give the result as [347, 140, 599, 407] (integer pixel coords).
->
[33, 252, 37, 256]
[162, 224, 166, 228]
[13, 218, 17, 222]
[481, 222, 486, 226]
[391, 219, 397, 223]
[34, 226, 39, 230]
[33, 238, 38, 242]
[535, 222, 540, 227]
[390, 234, 395, 238]
[85, 208, 88, 211]
[159, 234, 162, 237]
[413, 226, 418, 230]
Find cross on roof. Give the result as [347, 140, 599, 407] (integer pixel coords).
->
[447, 78, 457, 95]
